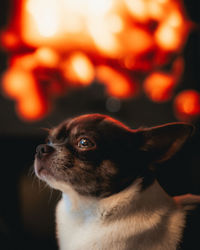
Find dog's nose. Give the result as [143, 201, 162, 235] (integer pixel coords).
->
[36, 144, 54, 159]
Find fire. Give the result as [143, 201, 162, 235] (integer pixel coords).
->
[1, 0, 192, 121]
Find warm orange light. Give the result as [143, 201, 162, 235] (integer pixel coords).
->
[144, 72, 176, 102]
[61, 53, 95, 86]
[12, 54, 37, 70]
[2, 69, 36, 98]
[155, 4, 187, 51]
[2, 66, 50, 121]
[96, 66, 136, 98]
[125, 0, 148, 22]
[1, 31, 20, 49]
[17, 95, 49, 121]
[1, 0, 191, 121]
[26, 0, 60, 38]
[148, 0, 164, 20]
[174, 90, 200, 121]
[35, 47, 59, 67]
[167, 10, 183, 28]
[123, 28, 154, 55]
[155, 25, 178, 51]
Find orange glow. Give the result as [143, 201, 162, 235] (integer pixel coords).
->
[144, 72, 176, 102]
[123, 28, 154, 55]
[155, 23, 181, 51]
[172, 56, 185, 80]
[1, 31, 20, 49]
[2, 69, 36, 98]
[35, 47, 59, 67]
[1, 0, 191, 120]
[17, 95, 49, 121]
[148, 1, 164, 20]
[174, 90, 200, 121]
[125, 0, 148, 21]
[168, 10, 183, 28]
[61, 53, 95, 86]
[2, 66, 50, 121]
[97, 66, 136, 98]
[26, 0, 60, 37]
[155, 3, 188, 51]
[12, 54, 37, 70]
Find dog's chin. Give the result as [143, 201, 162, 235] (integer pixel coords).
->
[34, 158, 68, 192]
[34, 158, 52, 180]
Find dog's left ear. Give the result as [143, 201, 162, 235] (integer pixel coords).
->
[137, 123, 194, 163]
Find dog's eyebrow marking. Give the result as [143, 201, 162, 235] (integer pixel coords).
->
[47, 125, 68, 145]
[70, 126, 80, 137]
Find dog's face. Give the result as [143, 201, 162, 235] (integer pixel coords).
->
[34, 114, 193, 198]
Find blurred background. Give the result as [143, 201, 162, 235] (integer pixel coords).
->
[0, 0, 200, 249]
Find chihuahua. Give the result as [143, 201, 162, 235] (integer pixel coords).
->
[34, 114, 199, 250]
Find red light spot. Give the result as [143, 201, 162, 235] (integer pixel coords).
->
[1, 31, 20, 49]
[144, 72, 176, 102]
[174, 90, 200, 121]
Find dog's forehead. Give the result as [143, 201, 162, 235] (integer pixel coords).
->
[50, 114, 131, 139]
[67, 114, 131, 135]
[49, 114, 105, 137]
[67, 115, 109, 135]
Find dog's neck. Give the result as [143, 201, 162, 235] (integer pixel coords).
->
[61, 179, 176, 223]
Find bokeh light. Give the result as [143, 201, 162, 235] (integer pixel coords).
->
[0, 0, 192, 120]
[174, 90, 200, 122]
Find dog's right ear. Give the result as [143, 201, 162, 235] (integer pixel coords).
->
[134, 123, 194, 163]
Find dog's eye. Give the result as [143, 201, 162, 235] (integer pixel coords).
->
[46, 139, 52, 146]
[78, 138, 94, 149]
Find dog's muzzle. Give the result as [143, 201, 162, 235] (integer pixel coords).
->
[36, 144, 54, 159]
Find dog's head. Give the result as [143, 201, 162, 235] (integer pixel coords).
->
[34, 114, 193, 198]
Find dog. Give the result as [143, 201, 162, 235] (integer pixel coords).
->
[34, 113, 200, 250]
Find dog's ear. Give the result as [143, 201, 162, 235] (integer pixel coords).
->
[137, 123, 194, 163]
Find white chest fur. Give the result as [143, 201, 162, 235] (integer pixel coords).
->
[56, 180, 185, 250]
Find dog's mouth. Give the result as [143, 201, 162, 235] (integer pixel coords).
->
[34, 157, 52, 179]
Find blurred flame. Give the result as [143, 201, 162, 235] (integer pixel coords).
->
[1, 0, 191, 120]
[143, 56, 185, 102]
[2, 69, 35, 98]
[144, 72, 175, 102]
[17, 95, 49, 121]
[26, 0, 60, 37]
[35, 47, 59, 67]
[2, 68, 49, 120]
[174, 90, 200, 121]
[1, 31, 20, 49]
[96, 66, 136, 98]
[61, 53, 95, 86]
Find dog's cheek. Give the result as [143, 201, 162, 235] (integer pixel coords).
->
[99, 160, 118, 176]
[56, 158, 98, 196]
[68, 160, 119, 197]
[47, 148, 74, 176]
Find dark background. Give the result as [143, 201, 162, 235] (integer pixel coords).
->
[0, 0, 200, 249]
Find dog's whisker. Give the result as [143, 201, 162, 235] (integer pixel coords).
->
[28, 164, 35, 177]
[48, 188, 54, 204]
